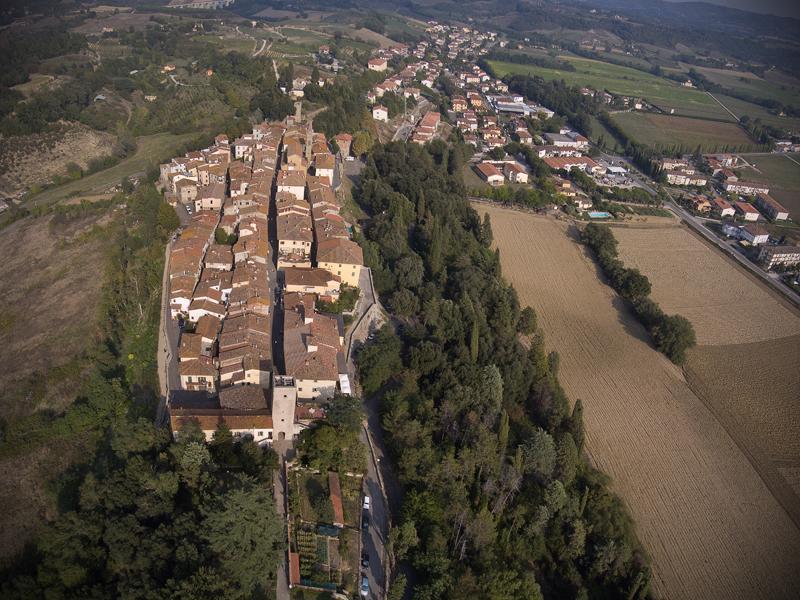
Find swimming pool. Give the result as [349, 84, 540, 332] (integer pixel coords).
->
[588, 211, 612, 219]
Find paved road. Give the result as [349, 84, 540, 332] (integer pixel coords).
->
[391, 99, 431, 142]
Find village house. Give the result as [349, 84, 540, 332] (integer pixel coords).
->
[735, 201, 760, 221]
[315, 238, 364, 288]
[179, 357, 217, 392]
[367, 57, 388, 72]
[740, 223, 770, 245]
[475, 163, 504, 186]
[277, 213, 313, 269]
[276, 170, 307, 201]
[711, 197, 735, 218]
[284, 267, 341, 297]
[504, 163, 528, 184]
[372, 105, 389, 122]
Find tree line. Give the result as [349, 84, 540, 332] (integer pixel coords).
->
[581, 224, 696, 364]
[354, 141, 651, 599]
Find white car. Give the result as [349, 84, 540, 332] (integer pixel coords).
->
[363, 496, 371, 511]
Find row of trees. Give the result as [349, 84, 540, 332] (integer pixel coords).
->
[581, 224, 696, 364]
[354, 142, 651, 599]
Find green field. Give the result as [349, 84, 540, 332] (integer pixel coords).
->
[691, 65, 800, 107]
[611, 112, 756, 152]
[487, 56, 732, 120]
[29, 133, 197, 207]
[713, 94, 800, 134]
[736, 153, 800, 215]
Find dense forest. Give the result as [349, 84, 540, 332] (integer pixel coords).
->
[355, 142, 651, 599]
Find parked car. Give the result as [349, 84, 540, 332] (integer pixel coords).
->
[360, 576, 369, 597]
[362, 512, 370, 530]
[363, 495, 371, 511]
[361, 552, 370, 569]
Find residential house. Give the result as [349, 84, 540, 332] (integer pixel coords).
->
[711, 197, 735, 218]
[755, 193, 789, 221]
[315, 238, 364, 288]
[283, 267, 341, 297]
[741, 223, 769, 245]
[372, 105, 389, 122]
[734, 201, 760, 221]
[759, 245, 800, 270]
[179, 357, 217, 392]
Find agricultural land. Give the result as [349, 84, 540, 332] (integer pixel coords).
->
[610, 112, 755, 152]
[477, 202, 800, 600]
[613, 224, 800, 521]
[486, 56, 731, 120]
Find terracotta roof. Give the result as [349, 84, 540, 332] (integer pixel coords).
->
[316, 238, 363, 266]
[179, 357, 216, 377]
[170, 409, 273, 432]
[476, 163, 502, 178]
[276, 169, 307, 188]
[219, 385, 269, 410]
[277, 213, 313, 242]
[283, 267, 340, 288]
[195, 314, 221, 340]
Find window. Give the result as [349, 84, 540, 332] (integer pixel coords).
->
[187, 377, 193, 383]
[258, 431, 264, 437]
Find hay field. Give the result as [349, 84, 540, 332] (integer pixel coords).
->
[614, 224, 800, 523]
[477, 203, 800, 600]
[613, 226, 800, 345]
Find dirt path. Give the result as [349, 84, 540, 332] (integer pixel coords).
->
[706, 91, 740, 121]
[477, 203, 800, 600]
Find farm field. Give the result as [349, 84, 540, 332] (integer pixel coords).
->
[735, 153, 800, 215]
[714, 94, 800, 134]
[486, 56, 732, 120]
[611, 112, 755, 151]
[477, 203, 800, 600]
[28, 132, 196, 207]
[690, 65, 800, 107]
[613, 223, 800, 522]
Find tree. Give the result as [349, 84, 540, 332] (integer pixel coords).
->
[157, 202, 179, 233]
[618, 268, 651, 300]
[518, 306, 537, 334]
[389, 521, 419, 560]
[523, 428, 556, 483]
[352, 130, 373, 156]
[652, 314, 696, 364]
[203, 476, 284, 595]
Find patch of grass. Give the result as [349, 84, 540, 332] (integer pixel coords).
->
[692, 65, 800, 107]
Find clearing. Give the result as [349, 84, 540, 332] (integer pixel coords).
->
[688, 65, 800, 108]
[486, 56, 731, 120]
[0, 122, 116, 198]
[28, 132, 196, 207]
[611, 112, 755, 152]
[477, 203, 800, 600]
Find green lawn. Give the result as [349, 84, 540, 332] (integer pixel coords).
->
[589, 114, 624, 153]
[487, 56, 732, 120]
[28, 133, 196, 207]
[610, 112, 756, 152]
